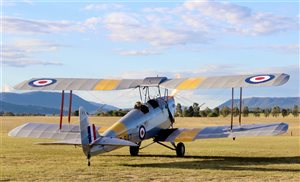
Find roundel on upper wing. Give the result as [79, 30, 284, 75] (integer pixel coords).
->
[139, 126, 146, 140]
[28, 79, 57, 87]
[245, 75, 275, 84]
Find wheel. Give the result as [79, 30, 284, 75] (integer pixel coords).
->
[176, 142, 185, 157]
[130, 145, 139, 156]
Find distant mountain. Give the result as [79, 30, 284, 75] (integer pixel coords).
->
[218, 97, 300, 109]
[0, 100, 62, 115]
[0, 91, 118, 114]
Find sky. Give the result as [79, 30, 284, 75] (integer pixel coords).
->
[1, 0, 299, 108]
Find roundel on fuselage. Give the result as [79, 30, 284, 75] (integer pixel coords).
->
[139, 126, 146, 140]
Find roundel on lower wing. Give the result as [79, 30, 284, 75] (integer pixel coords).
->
[245, 75, 275, 84]
[28, 79, 57, 87]
[139, 126, 146, 140]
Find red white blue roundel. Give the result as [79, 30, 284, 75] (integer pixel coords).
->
[29, 79, 57, 87]
[245, 75, 275, 84]
[139, 126, 146, 140]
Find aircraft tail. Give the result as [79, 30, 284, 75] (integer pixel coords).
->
[79, 107, 137, 157]
[79, 107, 99, 156]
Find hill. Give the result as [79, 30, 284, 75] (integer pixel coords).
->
[218, 97, 300, 109]
[0, 91, 118, 114]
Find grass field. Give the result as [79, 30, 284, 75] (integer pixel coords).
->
[1, 116, 299, 181]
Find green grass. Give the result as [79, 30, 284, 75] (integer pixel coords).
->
[1, 116, 300, 181]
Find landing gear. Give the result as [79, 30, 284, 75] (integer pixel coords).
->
[155, 141, 185, 157]
[175, 142, 185, 157]
[87, 153, 91, 166]
[130, 145, 140, 156]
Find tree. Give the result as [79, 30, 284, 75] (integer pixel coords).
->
[253, 107, 260, 117]
[220, 106, 230, 117]
[3, 112, 15, 116]
[187, 106, 194, 117]
[281, 108, 289, 117]
[271, 106, 281, 117]
[232, 107, 239, 117]
[263, 108, 271, 117]
[192, 103, 200, 117]
[213, 107, 220, 117]
[175, 103, 183, 117]
[242, 106, 249, 117]
[292, 105, 299, 117]
[199, 110, 207, 117]
[73, 110, 79, 116]
[204, 107, 212, 116]
[208, 112, 218, 117]
[183, 107, 189, 117]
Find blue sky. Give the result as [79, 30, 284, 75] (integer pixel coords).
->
[1, 0, 299, 108]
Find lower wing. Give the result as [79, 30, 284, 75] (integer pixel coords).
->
[8, 122, 137, 147]
[155, 122, 288, 142]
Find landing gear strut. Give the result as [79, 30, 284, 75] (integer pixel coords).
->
[87, 153, 91, 166]
[156, 141, 186, 157]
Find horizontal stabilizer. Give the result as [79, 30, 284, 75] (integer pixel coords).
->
[92, 137, 138, 147]
[156, 122, 288, 142]
[34, 137, 137, 147]
[35, 138, 81, 145]
[8, 122, 100, 140]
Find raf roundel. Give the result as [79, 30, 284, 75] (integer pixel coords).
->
[245, 75, 275, 84]
[139, 126, 146, 140]
[29, 79, 57, 87]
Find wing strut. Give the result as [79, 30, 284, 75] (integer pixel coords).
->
[230, 88, 234, 130]
[59, 90, 65, 130]
[239, 87, 242, 126]
[68, 90, 73, 123]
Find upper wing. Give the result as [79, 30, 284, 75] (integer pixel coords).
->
[13, 73, 289, 91]
[160, 73, 289, 90]
[8, 122, 99, 140]
[155, 122, 288, 142]
[14, 78, 143, 91]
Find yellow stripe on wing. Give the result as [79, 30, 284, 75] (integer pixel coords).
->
[94, 79, 120, 90]
[176, 77, 205, 90]
[174, 129, 201, 142]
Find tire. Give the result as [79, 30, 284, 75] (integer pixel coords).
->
[176, 142, 185, 157]
[130, 145, 139, 156]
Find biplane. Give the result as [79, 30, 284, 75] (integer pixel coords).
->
[9, 73, 289, 166]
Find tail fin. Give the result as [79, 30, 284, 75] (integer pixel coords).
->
[79, 107, 99, 156]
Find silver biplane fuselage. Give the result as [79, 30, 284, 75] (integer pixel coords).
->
[90, 96, 175, 156]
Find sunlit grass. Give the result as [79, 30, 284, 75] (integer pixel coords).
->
[1, 116, 299, 181]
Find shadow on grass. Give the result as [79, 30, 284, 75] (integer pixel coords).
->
[119, 155, 300, 172]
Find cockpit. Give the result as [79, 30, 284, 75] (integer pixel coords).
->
[134, 101, 149, 114]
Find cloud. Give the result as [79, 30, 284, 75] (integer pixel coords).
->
[2, 39, 64, 67]
[3, 60, 63, 67]
[117, 49, 161, 56]
[182, 1, 297, 35]
[99, 1, 297, 49]
[103, 12, 211, 47]
[2, 16, 83, 34]
[84, 3, 123, 11]
[210, 44, 299, 54]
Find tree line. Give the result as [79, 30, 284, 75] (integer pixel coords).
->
[174, 103, 299, 118]
[1, 104, 299, 117]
